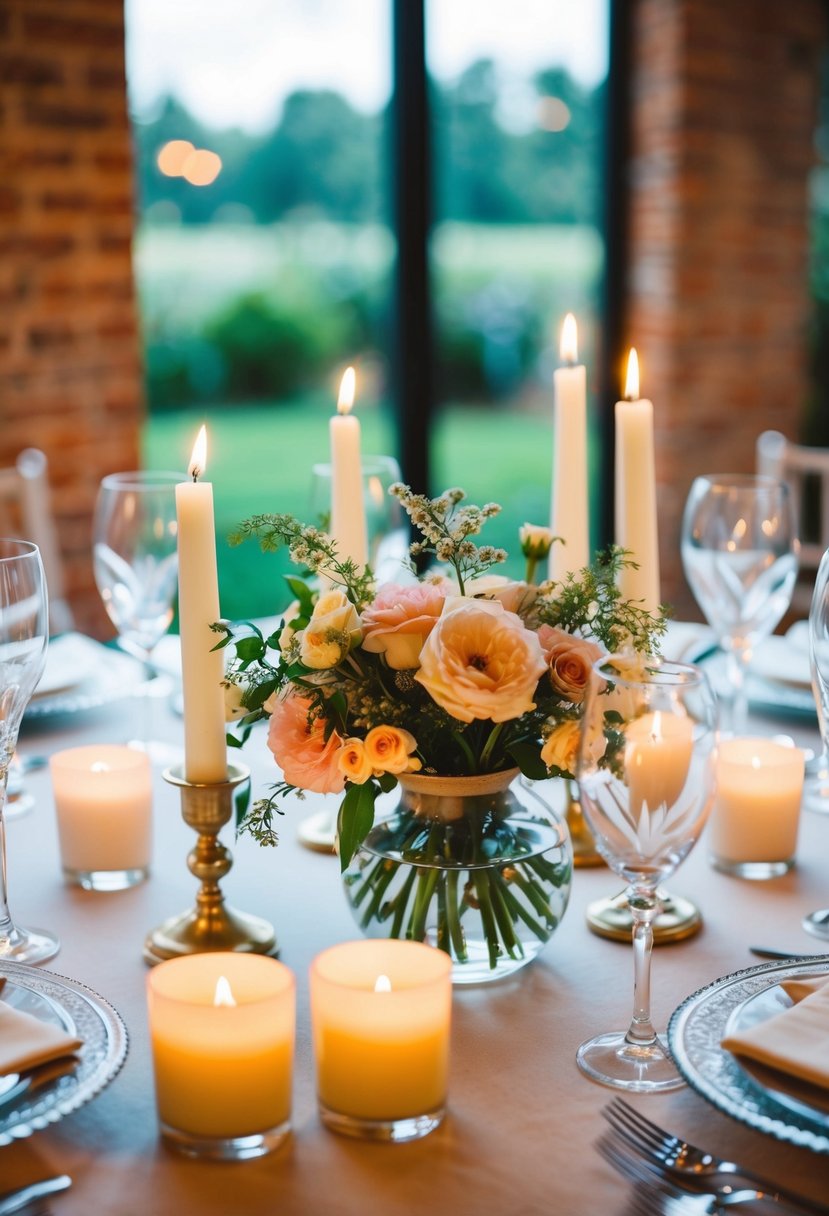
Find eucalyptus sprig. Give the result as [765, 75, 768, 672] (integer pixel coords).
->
[229, 513, 375, 609]
[390, 483, 506, 594]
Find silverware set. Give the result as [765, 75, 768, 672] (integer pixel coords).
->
[598, 1098, 829, 1215]
[0, 1176, 70, 1216]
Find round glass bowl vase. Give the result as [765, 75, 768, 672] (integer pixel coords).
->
[342, 768, 572, 984]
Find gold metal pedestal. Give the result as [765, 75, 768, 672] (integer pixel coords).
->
[564, 784, 605, 869]
[586, 888, 702, 945]
[144, 762, 278, 966]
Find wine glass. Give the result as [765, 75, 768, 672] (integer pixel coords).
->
[803, 546, 829, 937]
[0, 539, 59, 963]
[575, 656, 718, 1091]
[681, 474, 798, 736]
[93, 472, 182, 758]
[310, 455, 407, 584]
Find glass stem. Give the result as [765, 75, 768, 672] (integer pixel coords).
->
[725, 647, 750, 736]
[0, 769, 13, 946]
[625, 887, 659, 1047]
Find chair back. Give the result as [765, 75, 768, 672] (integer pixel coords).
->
[0, 449, 73, 634]
[756, 429, 829, 572]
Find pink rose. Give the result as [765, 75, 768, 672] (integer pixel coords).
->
[266, 692, 345, 795]
[361, 582, 447, 670]
[415, 597, 547, 723]
[537, 625, 602, 703]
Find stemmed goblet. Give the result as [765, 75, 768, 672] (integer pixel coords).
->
[93, 471, 182, 760]
[576, 657, 718, 1091]
[680, 474, 798, 736]
[0, 539, 59, 963]
[803, 546, 829, 937]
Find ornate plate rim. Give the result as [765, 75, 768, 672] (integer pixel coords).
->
[667, 955, 829, 1153]
[0, 960, 129, 1145]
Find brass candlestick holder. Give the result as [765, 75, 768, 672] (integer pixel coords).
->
[144, 761, 278, 966]
[564, 781, 605, 869]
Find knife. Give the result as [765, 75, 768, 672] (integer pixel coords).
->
[750, 945, 829, 960]
[0, 1176, 71, 1216]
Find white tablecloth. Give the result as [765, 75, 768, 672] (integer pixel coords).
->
[4, 670, 829, 1215]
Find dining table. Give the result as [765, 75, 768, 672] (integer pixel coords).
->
[3, 633, 829, 1216]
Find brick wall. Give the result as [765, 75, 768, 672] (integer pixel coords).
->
[0, 0, 142, 637]
[627, 0, 825, 616]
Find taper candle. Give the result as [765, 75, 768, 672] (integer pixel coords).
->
[329, 367, 368, 569]
[549, 313, 589, 581]
[615, 349, 660, 612]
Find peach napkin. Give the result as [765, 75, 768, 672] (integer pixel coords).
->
[722, 975, 829, 1088]
[0, 993, 83, 1075]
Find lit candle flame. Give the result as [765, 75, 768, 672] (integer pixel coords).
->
[374, 974, 392, 993]
[560, 313, 578, 364]
[624, 348, 640, 401]
[337, 367, 356, 416]
[188, 425, 208, 482]
[213, 975, 236, 1007]
[90, 761, 110, 774]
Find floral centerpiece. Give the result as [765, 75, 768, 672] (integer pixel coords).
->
[218, 486, 665, 977]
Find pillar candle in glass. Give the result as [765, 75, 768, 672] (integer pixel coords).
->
[709, 737, 805, 878]
[147, 952, 295, 1160]
[49, 744, 152, 890]
[310, 939, 452, 1142]
[624, 710, 694, 816]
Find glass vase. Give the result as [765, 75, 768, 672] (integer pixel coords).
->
[342, 768, 572, 984]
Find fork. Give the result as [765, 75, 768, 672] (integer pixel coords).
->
[603, 1099, 829, 1215]
[597, 1132, 814, 1214]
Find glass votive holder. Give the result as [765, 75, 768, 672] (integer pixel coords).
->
[146, 953, 295, 1160]
[709, 737, 805, 879]
[49, 744, 153, 890]
[310, 939, 452, 1143]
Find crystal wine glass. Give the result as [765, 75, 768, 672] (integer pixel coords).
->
[575, 656, 718, 1091]
[310, 455, 406, 584]
[0, 539, 58, 963]
[803, 546, 829, 937]
[93, 471, 181, 758]
[680, 474, 798, 737]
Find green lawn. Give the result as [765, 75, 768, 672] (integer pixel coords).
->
[143, 398, 600, 623]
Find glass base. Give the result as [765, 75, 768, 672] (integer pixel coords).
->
[0, 923, 60, 965]
[710, 856, 793, 880]
[160, 1119, 290, 1160]
[64, 865, 149, 892]
[319, 1102, 444, 1142]
[586, 889, 702, 944]
[803, 909, 829, 940]
[297, 808, 337, 854]
[576, 1031, 684, 1093]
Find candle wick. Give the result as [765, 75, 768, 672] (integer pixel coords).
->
[191, 467, 201, 483]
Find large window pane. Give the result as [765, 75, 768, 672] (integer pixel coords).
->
[125, 0, 393, 619]
[426, 0, 608, 572]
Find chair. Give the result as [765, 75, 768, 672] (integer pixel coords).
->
[0, 448, 73, 634]
[756, 429, 829, 614]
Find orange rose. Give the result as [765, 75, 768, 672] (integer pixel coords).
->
[361, 583, 446, 670]
[266, 692, 345, 795]
[537, 625, 602, 703]
[364, 725, 421, 775]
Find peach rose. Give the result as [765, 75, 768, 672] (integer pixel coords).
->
[537, 625, 602, 703]
[364, 726, 421, 775]
[299, 589, 361, 670]
[415, 597, 547, 723]
[266, 692, 345, 795]
[540, 719, 582, 774]
[361, 583, 446, 670]
[338, 738, 374, 784]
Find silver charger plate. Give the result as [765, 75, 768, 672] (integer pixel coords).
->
[668, 956, 829, 1153]
[25, 644, 147, 721]
[0, 960, 128, 1145]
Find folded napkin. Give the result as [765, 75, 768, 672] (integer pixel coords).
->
[722, 975, 829, 1089]
[0, 999, 83, 1075]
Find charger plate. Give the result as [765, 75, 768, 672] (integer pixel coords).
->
[0, 960, 128, 1145]
[668, 956, 829, 1153]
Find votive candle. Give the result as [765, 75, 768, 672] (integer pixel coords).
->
[147, 953, 295, 1159]
[709, 737, 804, 879]
[310, 939, 452, 1141]
[49, 744, 152, 890]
